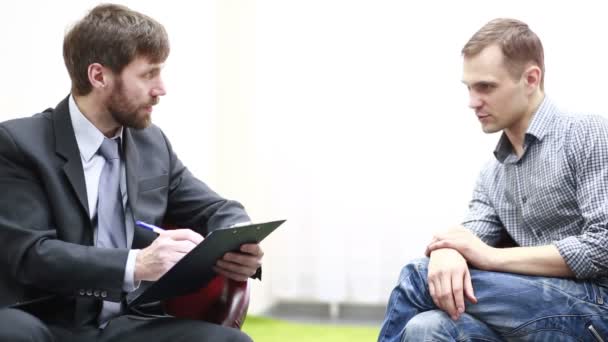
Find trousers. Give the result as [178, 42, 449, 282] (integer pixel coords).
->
[378, 258, 608, 342]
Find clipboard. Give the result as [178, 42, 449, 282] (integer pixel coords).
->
[126, 219, 285, 307]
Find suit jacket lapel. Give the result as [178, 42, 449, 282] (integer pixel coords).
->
[53, 97, 90, 218]
[123, 129, 158, 249]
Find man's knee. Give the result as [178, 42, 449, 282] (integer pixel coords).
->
[181, 323, 252, 342]
[404, 310, 454, 338]
[398, 257, 429, 281]
[223, 328, 252, 342]
[395, 258, 431, 299]
[0, 308, 53, 342]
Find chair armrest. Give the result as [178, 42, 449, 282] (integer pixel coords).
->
[163, 275, 250, 329]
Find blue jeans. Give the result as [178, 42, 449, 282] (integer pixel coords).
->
[378, 258, 608, 342]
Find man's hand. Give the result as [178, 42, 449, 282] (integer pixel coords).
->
[426, 226, 497, 270]
[428, 248, 477, 320]
[214, 244, 263, 282]
[134, 229, 204, 282]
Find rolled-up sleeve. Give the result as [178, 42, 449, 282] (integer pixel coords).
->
[554, 116, 608, 279]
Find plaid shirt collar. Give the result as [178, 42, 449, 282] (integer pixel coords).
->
[493, 96, 558, 163]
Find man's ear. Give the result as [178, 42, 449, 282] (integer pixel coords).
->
[523, 65, 542, 92]
[87, 63, 111, 90]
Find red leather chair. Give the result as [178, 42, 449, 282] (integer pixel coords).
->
[164, 275, 250, 329]
[162, 225, 250, 329]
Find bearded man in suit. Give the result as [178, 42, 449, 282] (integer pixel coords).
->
[0, 4, 261, 341]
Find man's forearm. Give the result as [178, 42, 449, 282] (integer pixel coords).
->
[489, 245, 574, 277]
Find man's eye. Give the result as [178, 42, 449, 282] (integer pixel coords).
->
[477, 84, 493, 92]
[144, 70, 158, 79]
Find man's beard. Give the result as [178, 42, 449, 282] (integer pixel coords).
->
[107, 79, 157, 130]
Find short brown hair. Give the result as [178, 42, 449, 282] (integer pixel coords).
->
[63, 4, 170, 96]
[462, 18, 544, 89]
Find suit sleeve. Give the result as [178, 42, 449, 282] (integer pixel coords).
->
[0, 125, 128, 302]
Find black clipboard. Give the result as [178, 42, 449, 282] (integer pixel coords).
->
[126, 219, 285, 307]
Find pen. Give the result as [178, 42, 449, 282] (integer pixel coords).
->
[135, 221, 165, 234]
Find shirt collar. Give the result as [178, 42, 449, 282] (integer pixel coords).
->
[526, 96, 557, 142]
[69, 95, 123, 162]
[493, 96, 558, 163]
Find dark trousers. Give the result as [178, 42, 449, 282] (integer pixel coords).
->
[0, 308, 252, 342]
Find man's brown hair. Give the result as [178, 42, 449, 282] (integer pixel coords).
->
[462, 18, 544, 89]
[63, 4, 170, 96]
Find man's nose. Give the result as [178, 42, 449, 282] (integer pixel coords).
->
[468, 93, 482, 109]
[151, 78, 166, 97]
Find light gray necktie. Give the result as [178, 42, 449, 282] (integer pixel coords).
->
[96, 137, 127, 249]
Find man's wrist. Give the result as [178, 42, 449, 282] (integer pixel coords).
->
[133, 249, 147, 283]
[486, 247, 508, 271]
[124, 249, 141, 292]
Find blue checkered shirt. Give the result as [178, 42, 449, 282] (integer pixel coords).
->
[463, 96, 608, 281]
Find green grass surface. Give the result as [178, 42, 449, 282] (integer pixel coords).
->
[242, 316, 380, 342]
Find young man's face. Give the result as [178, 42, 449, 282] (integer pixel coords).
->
[106, 56, 166, 129]
[462, 45, 529, 134]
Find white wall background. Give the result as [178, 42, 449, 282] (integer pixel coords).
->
[2, 0, 608, 315]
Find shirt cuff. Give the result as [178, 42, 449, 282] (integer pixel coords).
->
[123, 249, 141, 292]
[554, 236, 594, 279]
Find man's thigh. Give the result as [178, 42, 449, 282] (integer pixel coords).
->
[98, 315, 252, 342]
[471, 270, 607, 340]
[413, 258, 608, 340]
[405, 310, 503, 342]
[0, 308, 54, 342]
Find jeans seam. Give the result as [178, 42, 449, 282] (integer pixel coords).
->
[379, 284, 405, 342]
[538, 279, 605, 307]
[506, 327, 585, 341]
[457, 337, 502, 342]
[503, 314, 595, 339]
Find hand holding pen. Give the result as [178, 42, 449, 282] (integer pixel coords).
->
[133, 221, 204, 282]
[134, 220, 264, 283]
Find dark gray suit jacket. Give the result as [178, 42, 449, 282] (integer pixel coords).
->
[0, 97, 249, 325]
